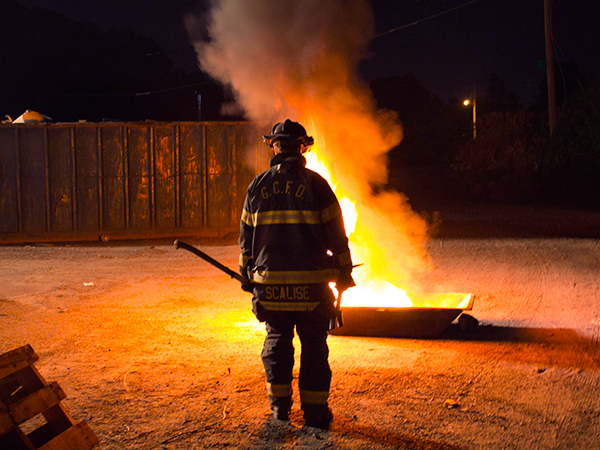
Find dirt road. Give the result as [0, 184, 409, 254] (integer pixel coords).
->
[1, 237, 599, 449]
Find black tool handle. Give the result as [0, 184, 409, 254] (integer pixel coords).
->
[174, 239, 250, 286]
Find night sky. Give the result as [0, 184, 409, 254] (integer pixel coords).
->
[364, 0, 600, 106]
[11, 0, 600, 107]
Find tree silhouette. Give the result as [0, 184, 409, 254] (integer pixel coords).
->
[1, 0, 228, 122]
[369, 74, 460, 165]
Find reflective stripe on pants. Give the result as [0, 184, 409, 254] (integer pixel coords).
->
[266, 382, 292, 398]
[300, 389, 329, 405]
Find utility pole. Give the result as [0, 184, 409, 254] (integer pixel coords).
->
[196, 93, 202, 121]
[462, 86, 476, 139]
[472, 85, 477, 139]
[544, 0, 557, 134]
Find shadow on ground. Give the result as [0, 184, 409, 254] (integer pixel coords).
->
[250, 415, 468, 450]
[437, 323, 600, 370]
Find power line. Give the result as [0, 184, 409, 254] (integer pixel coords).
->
[373, 0, 486, 38]
[4, 81, 211, 98]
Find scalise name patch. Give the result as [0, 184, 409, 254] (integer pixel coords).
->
[265, 285, 311, 300]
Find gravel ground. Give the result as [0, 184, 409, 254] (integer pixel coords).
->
[1, 226, 600, 449]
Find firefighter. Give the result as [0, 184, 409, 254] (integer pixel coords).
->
[239, 119, 354, 428]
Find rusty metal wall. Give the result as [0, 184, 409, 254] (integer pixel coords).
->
[0, 122, 269, 242]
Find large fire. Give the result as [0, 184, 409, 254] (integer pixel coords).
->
[306, 146, 413, 307]
[305, 141, 414, 308]
[188, 0, 471, 311]
[305, 139, 473, 310]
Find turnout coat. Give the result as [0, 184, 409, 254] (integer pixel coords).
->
[239, 152, 352, 312]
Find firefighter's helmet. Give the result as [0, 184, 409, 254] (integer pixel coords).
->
[262, 119, 314, 152]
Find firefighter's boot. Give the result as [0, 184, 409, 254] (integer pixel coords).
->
[302, 404, 333, 429]
[269, 395, 292, 421]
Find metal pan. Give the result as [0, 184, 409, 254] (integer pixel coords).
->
[330, 293, 474, 338]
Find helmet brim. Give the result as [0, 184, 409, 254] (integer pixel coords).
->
[262, 134, 314, 148]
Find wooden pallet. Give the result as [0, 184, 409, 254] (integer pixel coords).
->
[0, 345, 98, 450]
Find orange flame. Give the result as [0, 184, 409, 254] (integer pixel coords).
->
[305, 139, 418, 308]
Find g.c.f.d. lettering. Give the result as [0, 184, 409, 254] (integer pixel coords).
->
[261, 181, 305, 199]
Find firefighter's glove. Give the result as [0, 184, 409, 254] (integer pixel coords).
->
[241, 283, 254, 293]
[336, 266, 356, 293]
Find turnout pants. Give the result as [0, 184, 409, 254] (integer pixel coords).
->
[253, 287, 334, 421]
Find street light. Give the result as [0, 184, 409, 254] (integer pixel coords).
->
[463, 86, 476, 139]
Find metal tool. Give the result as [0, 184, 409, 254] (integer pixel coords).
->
[174, 239, 252, 287]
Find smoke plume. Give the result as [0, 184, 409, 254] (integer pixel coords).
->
[186, 0, 431, 290]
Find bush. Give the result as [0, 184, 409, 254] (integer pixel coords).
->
[537, 83, 600, 206]
[453, 111, 541, 202]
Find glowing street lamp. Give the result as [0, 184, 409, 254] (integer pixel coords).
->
[463, 86, 476, 139]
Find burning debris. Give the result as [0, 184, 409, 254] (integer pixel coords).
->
[186, 0, 472, 315]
